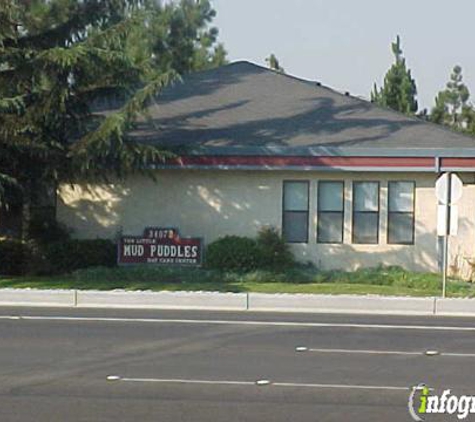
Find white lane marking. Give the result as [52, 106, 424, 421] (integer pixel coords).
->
[112, 376, 408, 391]
[308, 348, 422, 356]
[303, 347, 475, 358]
[273, 382, 409, 391]
[1, 315, 475, 332]
[118, 377, 256, 386]
[441, 352, 475, 358]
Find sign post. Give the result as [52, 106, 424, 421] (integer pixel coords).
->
[442, 174, 451, 299]
[435, 173, 463, 298]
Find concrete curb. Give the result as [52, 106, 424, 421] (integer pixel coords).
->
[248, 293, 437, 315]
[75, 290, 247, 310]
[0, 289, 75, 307]
[435, 298, 475, 316]
[0, 289, 474, 316]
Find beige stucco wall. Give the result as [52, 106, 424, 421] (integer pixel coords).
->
[57, 170, 475, 277]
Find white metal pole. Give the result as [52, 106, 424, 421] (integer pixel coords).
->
[442, 172, 452, 298]
[442, 235, 448, 298]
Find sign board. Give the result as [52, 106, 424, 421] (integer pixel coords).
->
[435, 173, 463, 205]
[118, 227, 202, 266]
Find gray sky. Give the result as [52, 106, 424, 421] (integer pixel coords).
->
[212, 0, 474, 111]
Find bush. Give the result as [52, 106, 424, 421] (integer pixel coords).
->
[0, 237, 117, 276]
[0, 239, 28, 275]
[256, 226, 294, 270]
[205, 228, 296, 272]
[27, 214, 71, 244]
[42, 239, 117, 275]
[206, 235, 262, 271]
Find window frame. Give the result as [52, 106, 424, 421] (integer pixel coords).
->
[316, 180, 345, 244]
[387, 181, 416, 245]
[352, 181, 380, 245]
[282, 180, 309, 244]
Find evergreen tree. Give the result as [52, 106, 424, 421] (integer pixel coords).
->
[430, 65, 473, 132]
[144, 0, 228, 74]
[0, 0, 228, 227]
[0, 0, 175, 229]
[371, 36, 418, 114]
[265, 54, 285, 73]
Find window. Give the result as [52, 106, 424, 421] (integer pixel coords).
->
[388, 181, 415, 244]
[317, 181, 344, 243]
[352, 182, 379, 244]
[282, 181, 309, 243]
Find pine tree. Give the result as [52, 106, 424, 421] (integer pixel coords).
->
[0, 0, 176, 233]
[430, 65, 473, 132]
[0, 0, 228, 224]
[371, 36, 418, 114]
[144, 0, 228, 75]
[265, 54, 285, 73]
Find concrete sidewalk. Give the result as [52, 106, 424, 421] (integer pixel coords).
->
[0, 288, 474, 316]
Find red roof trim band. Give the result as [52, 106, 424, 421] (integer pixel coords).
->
[441, 157, 475, 168]
[167, 156, 436, 168]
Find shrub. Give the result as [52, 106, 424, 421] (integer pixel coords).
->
[256, 226, 294, 270]
[206, 235, 262, 271]
[0, 239, 27, 275]
[27, 214, 71, 244]
[42, 239, 117, 274]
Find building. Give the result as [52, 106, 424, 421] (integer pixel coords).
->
[58, 61, 475, 277]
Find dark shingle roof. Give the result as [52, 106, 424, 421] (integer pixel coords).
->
[126, 61, 475, 157]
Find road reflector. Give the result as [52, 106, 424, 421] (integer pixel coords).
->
[295, 346, 308, 352]
[107, 375, 121, 381]
[255, 379, 270, 386]
[425, 350, 440, 357]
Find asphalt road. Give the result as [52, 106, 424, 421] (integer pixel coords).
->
[0, 308, 474, 421]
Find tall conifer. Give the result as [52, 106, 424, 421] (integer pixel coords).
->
[371, 36, 418, 115]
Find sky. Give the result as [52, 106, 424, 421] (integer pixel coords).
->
[212, 0, 474, 111]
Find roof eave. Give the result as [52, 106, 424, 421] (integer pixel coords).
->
[183, 145, 475, 158]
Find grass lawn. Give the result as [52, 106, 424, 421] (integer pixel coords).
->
[1, 265, 475, 298]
